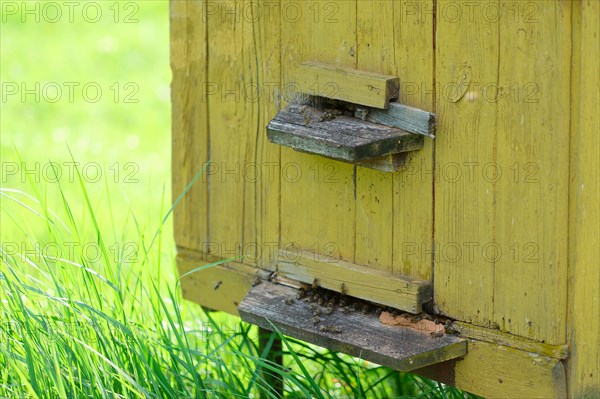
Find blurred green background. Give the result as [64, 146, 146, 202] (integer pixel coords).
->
[1, 0, 172, 245]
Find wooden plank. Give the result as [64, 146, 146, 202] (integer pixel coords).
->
[454, 340, 567, 398]
[279, 0, 357, 263]
[277, 249, 431, 313]
[354, 0, 396, 272]
[207, 0, 280, 269]
[567, 1, 600, 396]
[267, 104, 423, 163]
[433, 0, 499, 327]
[239, 282, 467, 372]
[391, 0, 435, 282]
[356, 102, 436, 138]
[451, 322, 568, 360]
[492, 0, 571, 345]
[295, 61, 399, 109]
[171, 0, 208, 251]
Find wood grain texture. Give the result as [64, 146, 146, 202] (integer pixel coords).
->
[277, 249, 431, 313]
[452, 321, 568, 360]
[391, 0, 435, 281]
[295, 61, 399, 109]
[279, 0, 357, 262]
[206, 0, 280, 269]
[567, 1, 600, 396]
[493, 0, 571, 345]
[171, 0, 208, 250]
[434, 0, 499, 326]
[354, 0, 396, 272]
[267, 104, 423, 162]
[239, 282, 466, 371]
[357, 102, 436, 138]
[455, 340, 567, 398]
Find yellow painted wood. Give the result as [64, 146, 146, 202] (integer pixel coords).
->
[206, 0, 280, 269]
[177, 248, 269, 315]
[280, 0, 357, 262]
[354, 0, 395, 272]
[434, 0, 498, 325]
[455, 340, 567, 398]
[567, 1, 600, 396]
[391, 0, 435, 281]
[452, 322, 568, 360]
[171, 0, 208, 250]
[493, 0, 570, 345]
[295, 61, 399, 109]
[277, 249, 431, 313]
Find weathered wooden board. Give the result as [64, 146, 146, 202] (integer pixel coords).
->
[356, 102, 436, 138]
[455, 340, 567, 398]
[207, 0, 280, 269]
[567, 1, 600, 397]
[277, 249, 431, 313]
[295, 61, 399, 109]
[492, 0, 571, 346]
[171, 0, 208, 251]
[452, 321, 568, 360]
[354, 0, 396, 272]
[279, 0, 357, 265]
[390, 0, 435, 282]
[267, 104, 423, 163]
[433, 0, 499, 329]
[239, 282, 466, 372]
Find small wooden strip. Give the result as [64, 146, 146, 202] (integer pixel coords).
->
[277, 249, 431, 313]
[356, 102, 436, 138]
[266, 104, 423, 163]
[239, 282, 467, 372]
[295, 61, 399, 109]
[451, 321, 568, 359]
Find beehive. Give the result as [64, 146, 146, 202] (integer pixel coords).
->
[170, 1, 599, 397]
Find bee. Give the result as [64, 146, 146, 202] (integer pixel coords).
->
[319, 325, 342, 334]
[324, 306, 334, 315]
[410, 314, 423, 323]
[309, 304, 319, 312]
[269, 272, 278, 281]
[284, 298, 295, 306]
[317, 297, 325, 306]
[339, 297, 347, 307]
[213, 280, 222, 290]
[430, 331, 444, 338]
[342, 307, 351, 314]
[361, 304, 369, 314]
[375, 307, 383, 316]
[252, 276, 261, 287]
[421, 312, 433, 321]
[312, 278, 319, 290]
[340, 283, 348, 296]
[311, 316, 321, 325]
[312, 308, 322, 317]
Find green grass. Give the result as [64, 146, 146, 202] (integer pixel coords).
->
[1, 2, 478, 398]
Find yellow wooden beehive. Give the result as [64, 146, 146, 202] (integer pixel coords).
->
[170, 1, 599, 397]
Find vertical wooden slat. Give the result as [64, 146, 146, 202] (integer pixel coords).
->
[354, 0, 395, 271]
[434, 0, 499, 325]
[567, 0, 600, 395]
[171, 0, 208, 250]
[493, 0, 570, 345]
[391, 0, 435, 281]
[207, 0, 280, 268]
[280, 0, 357, 262]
